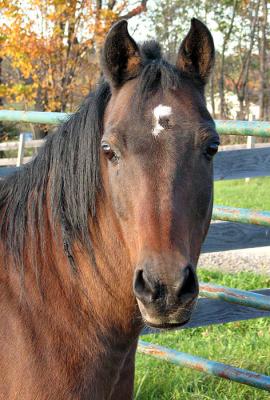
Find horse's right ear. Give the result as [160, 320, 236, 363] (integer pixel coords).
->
[102, 20, 142, 88]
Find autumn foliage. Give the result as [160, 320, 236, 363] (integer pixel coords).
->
[0, 1, 147, 112]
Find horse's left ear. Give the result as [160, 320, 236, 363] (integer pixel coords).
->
[102, 20, 142, 88]
[176, 18, 215, 85]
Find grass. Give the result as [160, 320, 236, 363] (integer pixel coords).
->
[135, 270, 270, 399]
[135, 178, 270, 399]
[214, 177, 270, 210]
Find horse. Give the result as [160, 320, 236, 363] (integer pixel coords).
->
[0, 18, 219, 399]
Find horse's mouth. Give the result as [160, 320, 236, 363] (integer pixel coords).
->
[143, 316, 191, 330]
[137, 297, 195, 330]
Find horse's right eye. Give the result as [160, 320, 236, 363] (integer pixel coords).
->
[101, 142, 118, 163]
[204, 142, 219, 161]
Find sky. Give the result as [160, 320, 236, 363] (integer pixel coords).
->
[128, 0, 224, 51]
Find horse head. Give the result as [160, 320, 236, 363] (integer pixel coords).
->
[100, 19, 219, 328]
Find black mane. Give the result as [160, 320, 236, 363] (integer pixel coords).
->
[0, 41, 184, 272]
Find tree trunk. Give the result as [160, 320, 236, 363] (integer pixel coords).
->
[34, 85, 48, 139]
[259, 0, 267, 120]
[218, 53, 226, 119]
[210, 71, 216, 118]
[238, 96, 245, 119]
[218, 0, 238, 119]
[236, 0, 260, 120]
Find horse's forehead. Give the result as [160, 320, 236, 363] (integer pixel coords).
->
[104, 80, 205, 138]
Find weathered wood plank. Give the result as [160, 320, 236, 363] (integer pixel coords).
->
[202, 221, 270, 253]
[141, 289, 270, 334]
[214, 147, 270, 180]
[0, 157, 32, 167]
[0, 139, 44, 151]
[0, 141, 20, 151]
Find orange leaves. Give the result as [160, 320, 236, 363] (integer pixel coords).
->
[0, 82, 37, 108]
[0, 1, 147, 112]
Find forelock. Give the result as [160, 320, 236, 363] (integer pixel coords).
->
[134, 41, 182, 107]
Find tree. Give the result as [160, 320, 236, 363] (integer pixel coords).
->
[215, 0, 239, 119]
[258, 0, 268, 119]
[0, 0, 148, 118]
[149, 0, 212, 63]
[150, 0, 270, 121]
[228, 0, 260, 119]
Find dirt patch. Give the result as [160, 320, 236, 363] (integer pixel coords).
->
[198, 249, 270, 275]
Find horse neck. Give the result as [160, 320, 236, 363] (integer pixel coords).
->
[0, 181, 141, 396]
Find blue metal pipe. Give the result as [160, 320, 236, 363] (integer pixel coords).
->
[0, 110, 70, 125]
[216, 120, 270, 137]
[138, 341, 270, 391]
[199, 282, 270, 311]
[212, 205, 270, 227]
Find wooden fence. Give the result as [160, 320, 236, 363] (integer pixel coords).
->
[0, 111, 270, 392]
[0, 133, 43, 167]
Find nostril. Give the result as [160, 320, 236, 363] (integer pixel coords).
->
[134, 270, 146, 296]
[176, 265, 198, 301]
[133, 269, 164, 304]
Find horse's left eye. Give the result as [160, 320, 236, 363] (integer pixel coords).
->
[204, 143, 219, 160]
[101, 142, 118, 163]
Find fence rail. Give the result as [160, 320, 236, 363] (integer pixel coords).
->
[1, 110, 270, 136]
[0, 139, 43, 150]
[212, 205, 270, 227]
[0, 110, 270, 393]
[0, 110, 70, 125]
[138, 341, 270, 391]
[200, 283, 270, 311]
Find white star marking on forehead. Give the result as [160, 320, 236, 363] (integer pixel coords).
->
[152, 104, 172, 137]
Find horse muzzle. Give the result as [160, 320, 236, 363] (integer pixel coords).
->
[133, 263, 199, 328]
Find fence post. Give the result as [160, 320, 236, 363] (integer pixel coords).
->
[16, 133, 26, 167]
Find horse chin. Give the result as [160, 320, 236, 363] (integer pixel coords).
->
[143, 317, 191, 330]
[137, 298, 194, 330]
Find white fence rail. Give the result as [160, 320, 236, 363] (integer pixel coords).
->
[0, 133, 44, 167]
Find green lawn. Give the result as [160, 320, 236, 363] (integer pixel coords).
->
[135, 270, 270, 399]
[135, 177, 270, 399]
[214, 177, 270, 210]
